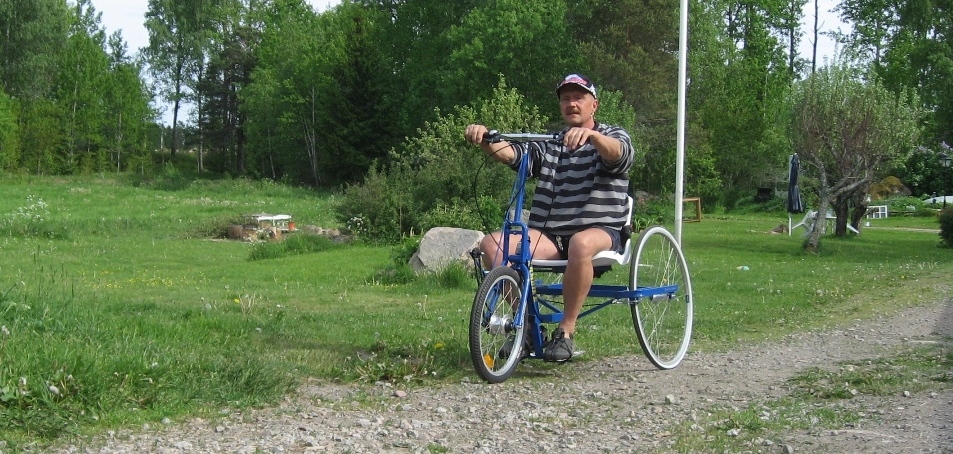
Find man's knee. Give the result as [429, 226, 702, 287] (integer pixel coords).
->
[567, 229, 612, 259]
[480, 232, 501, 252]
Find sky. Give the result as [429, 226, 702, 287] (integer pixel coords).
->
[92, 0, 339, 52]
[90, 0, 847, 124]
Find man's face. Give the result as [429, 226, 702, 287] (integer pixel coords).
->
[559, 86, 598, 127]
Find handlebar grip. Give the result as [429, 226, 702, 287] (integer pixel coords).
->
[482, 129, 501, 144]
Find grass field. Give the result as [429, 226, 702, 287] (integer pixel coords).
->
[0, 174, 950, 448]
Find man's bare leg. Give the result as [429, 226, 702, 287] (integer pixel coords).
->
[559, 228, 613, 336]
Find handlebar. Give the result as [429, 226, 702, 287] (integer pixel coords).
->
[484, 130, 563, 145]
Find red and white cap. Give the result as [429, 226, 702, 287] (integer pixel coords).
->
[555, 74, 597, 98]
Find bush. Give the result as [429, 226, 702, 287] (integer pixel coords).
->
[939, 206, 953, 248]
[884, 196, 932, 217]
[731, 194, 786, 214]
[337, 165, 408, 243]
[633, 194, 676, 231]
[335, 78, 549, 243]
[247, 233, 336, 261]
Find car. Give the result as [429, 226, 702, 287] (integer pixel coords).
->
[924, 195, 953, 205]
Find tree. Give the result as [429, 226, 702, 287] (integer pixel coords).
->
[789, 64, 921, 252]
[438, 0, 575, 119]
[366, 0, 480, 138]
[839, 0, 953, 146]
[104, 32, 155, 171]
[337, 78, 551, 241]
[691, 0, 799, 207]
[0, 0, 68, 99]
[196, 0, 262, 175]
[58, 0, 111, 172]
[0, 88, 19, 170]
[145, 0, 215, 158]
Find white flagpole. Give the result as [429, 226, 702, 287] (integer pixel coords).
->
[674, 0, 689, 244]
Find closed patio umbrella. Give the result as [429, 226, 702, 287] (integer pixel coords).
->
[787, 154, 803, 214]
[787, 154, 803, 235]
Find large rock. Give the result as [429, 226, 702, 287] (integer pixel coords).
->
[410, 227, 484, 273]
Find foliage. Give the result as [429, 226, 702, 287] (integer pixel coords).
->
[0, 0, 68, 99]
[436, 0, 575, 118]
[336, 78, 549, 242]
[390, 235, 423, 267]
[789, 63, 921, 251]
[882, 196, 932, 217]
[691, 0, 798, 209]
[939, 206, 953, 248]
[247, 233, 339, 261]
[144, 0, 210, 158]
[4, 0, 953, 222]
[0, 0, 154, 175]
[0, 88, 19, 171]
[839, 0, 953, 144]
[868, 175, 906, 200]
[632, 193, 675, 231]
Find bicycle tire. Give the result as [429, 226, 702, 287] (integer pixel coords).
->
[469, 266, 526, 383]
[630, 226, 693, 369]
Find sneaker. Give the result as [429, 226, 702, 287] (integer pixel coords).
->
[498, 331, 527, 359]
[542, 328, 575, 362]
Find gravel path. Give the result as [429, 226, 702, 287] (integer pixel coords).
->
[56, 295, 953, 454]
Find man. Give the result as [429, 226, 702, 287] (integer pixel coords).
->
[464, 74, 634, 361]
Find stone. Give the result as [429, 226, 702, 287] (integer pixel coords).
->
[409, 227, 484, 273]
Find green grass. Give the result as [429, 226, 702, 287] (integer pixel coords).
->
[0, 174, 951, 449]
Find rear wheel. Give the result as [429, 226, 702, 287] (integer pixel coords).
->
[630, 226, 693, 369]
[469, 266, 526, 383]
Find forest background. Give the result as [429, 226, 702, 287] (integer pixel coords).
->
[1, 0, 951, 242]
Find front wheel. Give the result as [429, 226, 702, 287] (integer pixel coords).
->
[630, 226, 693, 369]
[469, 266, 526, 383]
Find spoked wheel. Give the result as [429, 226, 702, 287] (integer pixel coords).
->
[630, 226, 693, 369]
[469, 266, 527, 383]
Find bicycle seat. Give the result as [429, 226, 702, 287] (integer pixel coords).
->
[530, 196, 634, 270]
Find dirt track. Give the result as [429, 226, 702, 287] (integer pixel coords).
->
[53, 290, 953, 454]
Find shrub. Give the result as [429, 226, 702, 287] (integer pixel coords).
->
[884, 196, 931, 216]
[939, 206, 953, 248]
[390, 235, 422, 267]
[731, 194, 786, 214]
[335, 78, 548, 243]
[337, 165, 408, 243]
[633, 193, 676, 231]
[247, 233, 336, 261]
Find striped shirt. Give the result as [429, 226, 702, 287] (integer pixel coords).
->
[509, 123, 634, 236]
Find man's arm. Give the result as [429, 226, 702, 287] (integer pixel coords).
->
[465, 124, 516, 164]
[563, 127, 624, 162]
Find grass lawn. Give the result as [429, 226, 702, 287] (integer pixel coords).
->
[0, 174, 950, 448]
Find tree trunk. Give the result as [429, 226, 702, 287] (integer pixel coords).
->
[849, 188, 868, 232]
[833, 199, 850, 236]
[804, 168, 829, 252]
